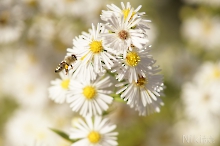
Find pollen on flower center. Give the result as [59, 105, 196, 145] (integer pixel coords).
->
[61, 79, 70, 89]
[118, 30, 129, 40]
[83, 86, 97, 99]
[89, 40, 103, 53]
[122, 9, 135, 20]
[126, 52, 140, 67]
[135, 76, 147, 87]
[88, 131, 101, 144]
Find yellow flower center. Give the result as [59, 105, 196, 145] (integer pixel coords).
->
[88, 131, 101, 144]
[135, 76, 147, 87]
[213, 67, 220, 78]
[122, 9, 135, 20]
[61, 79, 70, 89]
[89, 40, 103, 54]
[83, 86, 96, 99]
[126, 52, 140, 67]
[118, 30, 129, 40]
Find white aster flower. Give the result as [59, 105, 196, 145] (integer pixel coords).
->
[181, 82, 220, 124]
[173, 120, 220, 146]
[4, 109, 69, 146]
[193, 61, 220, 85]
[181, 16, 220, 50]
[67, 75, 113, 117]
[116, 71, 164, 116]
[48, 71, 73, 104]
[101, 2, 151, 32]
[0, 4, 24, 44]
[102, 11, 148, 56]
[112, 46, 156, 82]
[67, 23, 116, 78]
[69, 116, 118, 146]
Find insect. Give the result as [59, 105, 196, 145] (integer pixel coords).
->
[55, 54, 77, 75]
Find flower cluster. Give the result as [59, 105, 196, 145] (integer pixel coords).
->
[48, 2, 164, 145]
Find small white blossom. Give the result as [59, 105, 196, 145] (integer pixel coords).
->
[67, 23, 116, 79]
[67, 75, 113, 117]
[69, 116, 118, 146]
[112, 46, 156, 82]
[116, 68, 164, 116]
[48, 71, 73, 104]
[102, 12, 148, 56]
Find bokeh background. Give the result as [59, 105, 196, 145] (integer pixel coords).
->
[1, 0, 220, 146]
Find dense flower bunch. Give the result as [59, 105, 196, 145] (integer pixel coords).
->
[48, 2, 164, 146]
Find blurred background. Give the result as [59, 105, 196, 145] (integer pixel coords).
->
[1, 0, 220, 146]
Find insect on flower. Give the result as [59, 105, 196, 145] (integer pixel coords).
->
[55, 54, 77, 75]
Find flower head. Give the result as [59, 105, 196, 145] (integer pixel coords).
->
[116, 68, 164, 116]
[67, 75, 113, 117]
[67, 23, 116, 79]
[112, 46, 156, 82]
[101, 2, 151, 32]
[69, 116, 118, 146]
[48, 71, 72, 104]
[101, 12, 148, 56]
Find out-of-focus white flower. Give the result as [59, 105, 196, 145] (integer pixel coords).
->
[48, 71, 73, 104]
[193, 61, 220, 85]
[116, 71, 164, 116]
[181, 16, 220, 50]
[0, 49, 49, 109]
[67, 23, 116, 77]
[0, 4, 24, 44]
[184, 0, 220, 7]
[38, 0, 104, 24]
[28, 16, 56, 42]
[67, 75, 113, 117]
[181, 81, 220, 124]
[112, 46, 155, 82]
[4, 109, 71, 146]
[173, 120, 220, 146]
[69, 116, 118, 146]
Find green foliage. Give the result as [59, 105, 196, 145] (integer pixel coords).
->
[49, 128, 76, 143]
[0, 96, 18, 132]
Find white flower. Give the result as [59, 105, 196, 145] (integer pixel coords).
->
[173, 120, 220, 146]
[67, 75, 113, 117]
[101, 2, 151, 32]
[181, 82, 220, 124]
[4, 109, 70, 146]
[102, 12, 148, 56]
[69, 116, 118, 146]
[112, 46, 156, 82]
[39, 0, 104, 24]
[67, 23, 116, 78]
[48, 71, 73, 104]
[181, 16, 220, 50]
[116, 70, 164, 116]
[193, 61, 220, 85]
[0, 48, 49, 109]
[0, 4, 24, 44]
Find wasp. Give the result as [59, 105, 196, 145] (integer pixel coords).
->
[55, 54, 77, 75]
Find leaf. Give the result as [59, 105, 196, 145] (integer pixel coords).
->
[49, 128, 76, 143]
